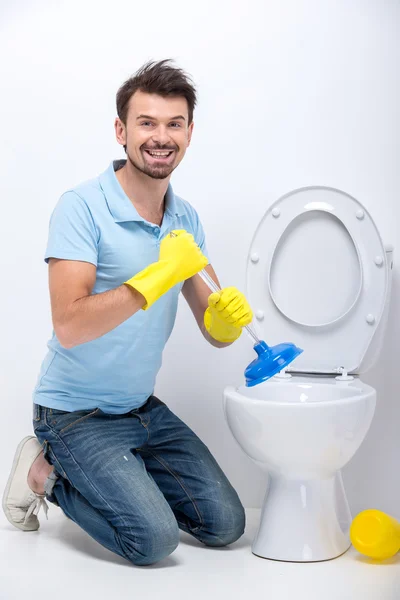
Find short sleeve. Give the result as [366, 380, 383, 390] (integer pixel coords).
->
[45, 191, 99, 266]
[186, 204, 210, 262]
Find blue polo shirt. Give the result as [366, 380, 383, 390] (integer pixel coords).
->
[33, 160, 209, 414]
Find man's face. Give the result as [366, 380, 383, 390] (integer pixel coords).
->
[116, 91, 193, 180]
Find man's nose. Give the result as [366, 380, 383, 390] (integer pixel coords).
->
[151, 124, 172, 146]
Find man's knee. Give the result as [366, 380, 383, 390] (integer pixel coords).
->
[200, 502, 246, 547]
[120, 516, 180, 566]
[212, 506, 246, 546]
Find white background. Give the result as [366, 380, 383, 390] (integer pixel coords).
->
[0, 0, 399, 517]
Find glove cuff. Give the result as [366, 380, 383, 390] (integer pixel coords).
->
[124, 261, 176, 310]
[204, 308, 242, 343]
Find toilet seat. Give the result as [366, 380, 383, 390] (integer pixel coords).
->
[247, 187, 388, 375]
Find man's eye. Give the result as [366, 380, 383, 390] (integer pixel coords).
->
[169, 122, 181, 128]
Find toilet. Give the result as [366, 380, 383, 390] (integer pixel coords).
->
[223, 186, 393, 562]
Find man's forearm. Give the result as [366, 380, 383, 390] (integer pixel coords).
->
[56, 284, 145, 349]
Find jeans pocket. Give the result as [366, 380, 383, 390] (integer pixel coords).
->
[45, 407, 100, 434]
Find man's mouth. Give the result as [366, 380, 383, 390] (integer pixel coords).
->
[143, 149, 175, 162]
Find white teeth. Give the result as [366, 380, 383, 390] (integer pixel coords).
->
[148, 151, 171, 157]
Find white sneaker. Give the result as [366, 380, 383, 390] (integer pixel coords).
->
[2, 436, 49, 531]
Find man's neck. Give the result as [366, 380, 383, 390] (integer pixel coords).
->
[116, 159, 170, 225]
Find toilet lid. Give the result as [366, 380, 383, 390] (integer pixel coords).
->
[246, 187, 388, 375]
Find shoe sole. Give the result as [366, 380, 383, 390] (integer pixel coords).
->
[2, 436, 40, 532]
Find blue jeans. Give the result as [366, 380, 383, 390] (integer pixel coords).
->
[33, 395, 245, 565]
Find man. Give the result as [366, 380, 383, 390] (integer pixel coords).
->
[3, 60, 252, 566]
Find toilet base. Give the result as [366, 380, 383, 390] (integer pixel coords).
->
[252, 471, 352, 562]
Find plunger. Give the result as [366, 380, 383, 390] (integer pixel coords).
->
[197, 269, 303, 387]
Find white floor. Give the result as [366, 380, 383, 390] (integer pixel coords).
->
[1, 507, 399, 600]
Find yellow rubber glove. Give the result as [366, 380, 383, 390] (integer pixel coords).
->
[125, 230, 208, 310]
[204, 287, 253, 343]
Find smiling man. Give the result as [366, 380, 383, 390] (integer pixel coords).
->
[3, 60, 253, 566]
[127, 94, 186, 179]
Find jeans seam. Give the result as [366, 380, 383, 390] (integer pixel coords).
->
[142, 419, 150, 444]
[135, 414, 150, 444]
[33, 404, 41, 422]
[42, 422, 137, 546]
[142, 450, 204, 533]
[41, 439, 69, 483]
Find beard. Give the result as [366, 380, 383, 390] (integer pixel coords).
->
[126, 144, 179, 180]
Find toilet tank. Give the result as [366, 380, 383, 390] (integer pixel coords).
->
[357, 245, 394, 374]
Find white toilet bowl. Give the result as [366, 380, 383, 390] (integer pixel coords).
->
[223, 187, 393, 562]
[224, 377, 376, 561]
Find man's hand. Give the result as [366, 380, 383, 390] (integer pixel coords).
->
[125, 230, 208, 310]
[204, 287, 253, 343]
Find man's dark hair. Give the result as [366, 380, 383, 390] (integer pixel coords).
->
[116, 59, 197, 125]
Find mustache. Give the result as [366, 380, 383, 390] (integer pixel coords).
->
[142, 144, 178, 151]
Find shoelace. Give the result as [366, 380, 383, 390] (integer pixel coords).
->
[24, 494, 49, 524]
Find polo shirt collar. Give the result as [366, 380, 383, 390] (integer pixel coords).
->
[99, 160, 186, 223]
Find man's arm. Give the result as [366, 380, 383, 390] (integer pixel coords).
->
[181, 265, 232, 348]
[49, 258, 145, 349]
[49, 230, 208, 349]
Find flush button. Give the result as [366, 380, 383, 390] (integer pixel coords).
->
[366, 314, 375, 325]
[272, 208, 280, 218]
[374, 255, 383, 267]
[356, 210, 365, 220]
[251, 253, 259, 263]
[256, 310, 264, 321]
